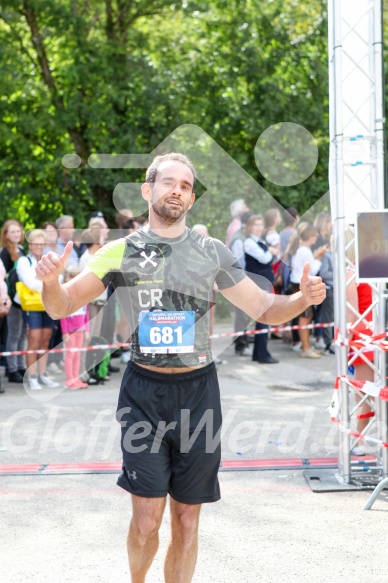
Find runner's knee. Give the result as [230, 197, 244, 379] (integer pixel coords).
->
[131, 513, 162, 541]
[171, 504, 201, 542]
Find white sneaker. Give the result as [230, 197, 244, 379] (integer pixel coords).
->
[39, 374, 60, 388]
[351, 444, 366, 456]
[28, 376, 42, 390]
[314, 338, 326, 350]
[120, 351, 131, 364]
[236, 347, 251, 356]
[300, 348, 321, 359]
[47, 362, 62, 375]
[323, 345, 335, 355]
[79, 372, 90, 383]
[292, 342, 302, 352]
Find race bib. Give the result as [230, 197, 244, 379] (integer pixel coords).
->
[138, 310, 195, 354]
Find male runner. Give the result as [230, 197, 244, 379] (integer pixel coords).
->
[36, 152, 325, 583]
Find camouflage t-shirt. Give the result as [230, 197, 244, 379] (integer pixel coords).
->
[86, 226, 245, 368]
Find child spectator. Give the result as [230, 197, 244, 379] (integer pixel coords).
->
[289, 224, 326, 358]
[60, 266, 89, 389]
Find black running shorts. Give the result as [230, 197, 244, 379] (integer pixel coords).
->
[116, 360, 222, 504]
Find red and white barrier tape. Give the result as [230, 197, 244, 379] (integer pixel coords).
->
[209, 321, 334, 340]
[2, 319, 387, 356]
[0, 343, 131, 358]
[329, 376, 388, 450]
[332, 419, 388, 449]
[334, 375, 384, 398]
[329, 376, 388, 422]
[0, 321, 334, 357]
[335, 328, 388, 351]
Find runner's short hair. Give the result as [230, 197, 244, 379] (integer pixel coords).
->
[146, 153, 196, 187]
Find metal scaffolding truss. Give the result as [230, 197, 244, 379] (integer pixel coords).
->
[328, 0, 387, 489]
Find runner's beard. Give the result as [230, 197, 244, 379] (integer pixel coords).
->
[152, 199, 187, 226]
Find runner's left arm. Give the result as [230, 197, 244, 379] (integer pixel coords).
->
[221, 263, 326, 325]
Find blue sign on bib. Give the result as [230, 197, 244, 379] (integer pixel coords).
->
[138, 310, 196, 354]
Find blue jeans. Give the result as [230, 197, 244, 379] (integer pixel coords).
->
[252, 321, 271, 361]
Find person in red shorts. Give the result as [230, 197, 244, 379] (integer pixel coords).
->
[345, 227, 374, 456]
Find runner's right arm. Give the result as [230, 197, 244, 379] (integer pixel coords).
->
[36, 242, 105, 319]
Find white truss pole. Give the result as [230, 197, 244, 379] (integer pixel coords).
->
[329, 0, 350, 482]
[328, 0, 386, 483]
[372, 0, 388, 477]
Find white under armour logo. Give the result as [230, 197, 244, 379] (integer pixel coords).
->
[139, 250, 157, 268]
[128, 470, 137, 480]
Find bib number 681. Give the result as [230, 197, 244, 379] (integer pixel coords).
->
[150, 326, 183, 345]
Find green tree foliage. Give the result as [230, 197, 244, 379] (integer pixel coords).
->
[0, 0, 330, 233]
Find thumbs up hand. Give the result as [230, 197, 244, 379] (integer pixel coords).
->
[35, 241, 74, 283]
[299, 262, 326, 306]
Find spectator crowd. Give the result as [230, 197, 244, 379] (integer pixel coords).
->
[0, 202, 335, 392]
[0, 210, 144, 392]
[225, 200, 334, 364]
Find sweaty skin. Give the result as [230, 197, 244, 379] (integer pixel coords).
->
[36, 161, 325, 374]
[35, 158, 326, 583]
[37, 245, 324, 374]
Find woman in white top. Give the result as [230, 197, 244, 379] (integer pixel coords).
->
[16, 230, 59, 390]
[289, 224, 326, 358]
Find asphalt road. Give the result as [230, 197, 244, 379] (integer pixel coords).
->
[1, 327, 386, 582]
